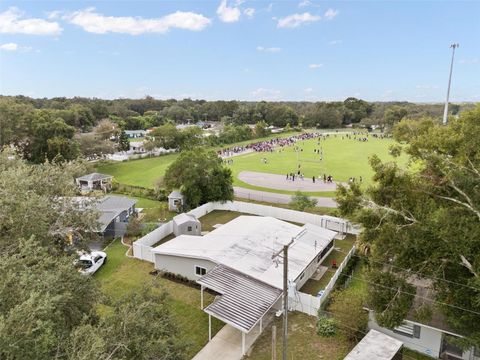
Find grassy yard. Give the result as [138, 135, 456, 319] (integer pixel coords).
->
[247, 312, 354, 360]
[301, 235, 356, 296]
[97, 132, 407, 198]
[94, 240, 224, 359]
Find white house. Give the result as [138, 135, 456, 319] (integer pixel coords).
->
[368, 279, 480, 360]
[75, 173, 113, 192]
[153, 215, 336, 290]
[344, 329, 403, 360]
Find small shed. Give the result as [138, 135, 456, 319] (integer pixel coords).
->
[168, 191, 184, 212]
[344, 329, 403, 360]
[173, 213, 201, 236]
[76, 173, 113, 192]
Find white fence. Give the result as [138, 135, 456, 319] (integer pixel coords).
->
[132, 200, 358, 262]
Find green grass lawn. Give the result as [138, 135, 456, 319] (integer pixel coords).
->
[94, 240, 224, 359]
[199, 210, 250, 231]
[247, 312, 354, 360]
[228, 135, 407, 194]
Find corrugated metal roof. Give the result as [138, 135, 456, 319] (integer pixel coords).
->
[197, 264, 282, 333]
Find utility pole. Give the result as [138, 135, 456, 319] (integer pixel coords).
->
[272, 239, 294, 360]
[442, 43, 459, 125]
[271, 325, 277, 360]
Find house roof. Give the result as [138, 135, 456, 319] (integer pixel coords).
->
[173, 213, 199, 225]
[197, 264, 282, 333]
[168, 191, 184, 199]
[95, 196, 137, 231]
[344, 329, 403, 360]
[76, 172, 113, 182]
[153, 215, 337, 289]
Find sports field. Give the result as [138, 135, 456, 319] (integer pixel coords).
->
[96, 132, 407, 196]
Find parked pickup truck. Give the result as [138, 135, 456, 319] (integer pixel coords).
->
[76, 251, 107, 275]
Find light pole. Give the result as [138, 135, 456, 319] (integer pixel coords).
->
[442, 43, 459, 125]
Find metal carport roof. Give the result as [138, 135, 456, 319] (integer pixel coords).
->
[197, 264, 282, 333]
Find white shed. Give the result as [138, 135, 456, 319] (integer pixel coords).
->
[168, 191, 184, 212]
[173, 213, 201, 236]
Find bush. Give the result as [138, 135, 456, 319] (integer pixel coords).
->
[316, 315, 336, 337]
[328, 290, 368, 341]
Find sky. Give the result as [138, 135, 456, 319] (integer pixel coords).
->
[0, 0, 479, 102]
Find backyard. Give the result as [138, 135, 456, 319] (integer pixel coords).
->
[94, 239, 224, 359]
[300, 234, 356, 296]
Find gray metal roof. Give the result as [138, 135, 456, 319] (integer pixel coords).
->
[343, 329, 403, 360]
[95, 196, 137, 231]
[168, 191, 184, 199]
[76, 172, 113, 182]
[197, 264, 282, 333]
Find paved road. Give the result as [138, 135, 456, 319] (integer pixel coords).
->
[233, 187, 338, 208]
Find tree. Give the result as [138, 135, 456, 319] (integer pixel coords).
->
[289, 191, 318, 211]
[164, 148, 234, 208]
[384, 105, 408, 129]
[304, 103, 343, 128]
[147, 123, 183, 149]
[94, 118, 118, 140]
[77, 133, 116, 158]
[335, 106, 480, 346]
[254, 121, 270, 137]
[329, 289, 368, 341]
[118, 130, 130, 151]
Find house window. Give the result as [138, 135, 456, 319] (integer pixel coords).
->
[188, 226, 192, 232]
[195, 266, 207, 276]
[317, 239, 334, 262]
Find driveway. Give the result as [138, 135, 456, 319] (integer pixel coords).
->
[233, 187, 338, 208]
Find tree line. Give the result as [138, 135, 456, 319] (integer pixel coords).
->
[0, 95, 474, 163]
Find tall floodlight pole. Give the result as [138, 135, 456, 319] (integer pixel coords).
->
[442, 43, 459, 125]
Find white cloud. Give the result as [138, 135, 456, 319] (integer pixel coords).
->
[244, 8, 255, 18]
[216, 0, 241, 23]
[304, 87, 314, 93]
[46, 10, 61, 19]
[308, 63, 323, 69]
[459, 58, 479, 64]
[66, 7, 211, 34]
[298, 0, 311, 7]
[0, 7, 62, 36]
[415, 85, 439, 90]
[0, 42, 18, 51]
[324, 8, 338, 20]
[0, 42, 33, 52]
[328, 39, 342, 45]
[257, 46, 281, 53]
[234, 0, 246, 5]
[251, 88, 281, 100]
[266, 3, 274, 12]
[277, 12, 321, 28]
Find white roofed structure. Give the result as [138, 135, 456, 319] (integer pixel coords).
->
[344, 329, 403, 360]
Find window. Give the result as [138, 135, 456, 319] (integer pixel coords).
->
[195, 266, 207, 276]
[188, 226, 192, 232]
[317, 239, 334, 262]
[393, 323, 421, 338]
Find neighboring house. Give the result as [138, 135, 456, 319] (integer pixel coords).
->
[168, 191, 184, 212]
[172, 213, 201, 236]
[125, 130, 147, 138]
[129, 141, 145, 152]
[76, 173, 113, 192]
[95, 195, 137, 237]
[344, 329, 403, 360]
[152, 215, 337, 355]
[368, 278, 480, 360]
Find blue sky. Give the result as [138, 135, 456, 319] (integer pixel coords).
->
[0, 1, 479, 102]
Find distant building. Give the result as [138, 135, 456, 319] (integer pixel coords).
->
[129, 141, 145, 152]
[168, 191, 184, 212]
[344, 329, 403, 360]
[76, 173, 113, 192]
[95, 195, 137, 237]
[125, 130, 147, 138]
[172, 213, 201, 236]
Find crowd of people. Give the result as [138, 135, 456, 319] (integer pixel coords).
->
[218, 132, 321, 157]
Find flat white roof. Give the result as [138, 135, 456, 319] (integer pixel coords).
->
[153, 215, 336, 289]
[344, 329, 403, 360]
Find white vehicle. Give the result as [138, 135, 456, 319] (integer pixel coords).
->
[76, 251, 107, 275]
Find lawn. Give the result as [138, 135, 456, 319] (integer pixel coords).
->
[247, 312, 354, 360]
[301, 235, 356, 296]
[94, 240, 224, 359]
[96, 132, 407, 198]
[199, 209, 250, 231]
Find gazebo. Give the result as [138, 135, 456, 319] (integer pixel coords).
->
[76, 173, 113, 192]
